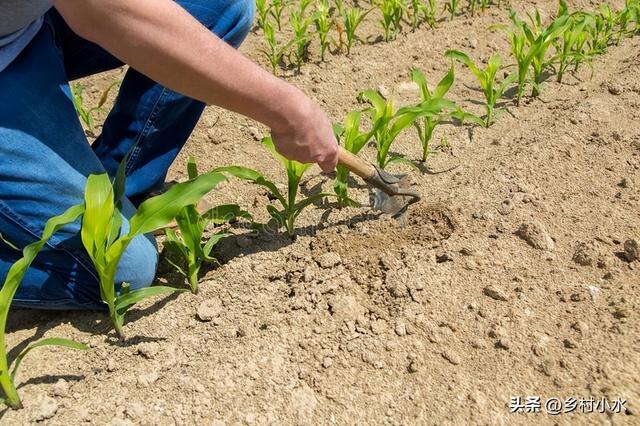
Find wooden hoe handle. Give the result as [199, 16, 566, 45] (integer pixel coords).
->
[337, 147, 377, 180]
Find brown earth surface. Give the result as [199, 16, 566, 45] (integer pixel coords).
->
[3, 0, 639, 424]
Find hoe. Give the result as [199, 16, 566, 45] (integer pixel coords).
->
[337, 147, 422, 217]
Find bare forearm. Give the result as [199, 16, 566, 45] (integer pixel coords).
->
[53, 0, 304, 132]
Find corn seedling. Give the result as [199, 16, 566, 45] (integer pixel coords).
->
[261, 21, 293, 73]
[299, 0, 313, 15]
[587, 4, 616, 55]
[290, 11, 313, 70]
[70, 81, 119, 135]
[164, 157, 251, 294]
[333, 111, 374, 206]
[410, 0, 435, 29]
[361, 90, 453, 169]
[216, 138, 331, 237]
[445, 50, 515, 127]
[468, 0, 478, 17]
[493, 8, 570, 102]
[378, 0, 405, 41]
[270, 0, 287, 30]
[617, 0, 640, 42]
[0, 205, 88, 409]
[444, 0, 460, 21]
[80, 162, 227, 339]
[255, 0, 271, 30]
[342, 6, 373, 54]
[524, 9, 572, 97]
[409, 67, 483, 162]
[553, 6, 594, 83]
[314, 0, 333, 61]
[411, 67, 455, 162]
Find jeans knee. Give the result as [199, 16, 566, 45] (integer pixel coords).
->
[116, 233, 158, 291]
[190, 0, 254, 47]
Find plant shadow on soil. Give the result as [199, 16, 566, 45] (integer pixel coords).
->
[6, 292, 181, 348]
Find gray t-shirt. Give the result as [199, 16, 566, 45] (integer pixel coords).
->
[0, 0, 53, 72]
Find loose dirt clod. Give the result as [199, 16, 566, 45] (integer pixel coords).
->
[318, 252, 342, 268]
[483, 286, 509, 301]
[515, 222, 555, 251]
[196, 299, 222, 322]
[33, 397, 58, 422]
[328, 296, 366, 322]
[624, 239, 639, 262]
[572, 242, 598, 266]
[441, 350, 461, 365]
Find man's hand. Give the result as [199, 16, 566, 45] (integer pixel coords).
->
[53, 0, 339, 171]
[270, 92, 338, 172]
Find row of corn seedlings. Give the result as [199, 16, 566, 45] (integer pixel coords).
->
[258, 0, 505, 74]
[6, 0, 639, 411]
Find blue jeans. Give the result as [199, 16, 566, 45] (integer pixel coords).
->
[0, 1, 254, 310]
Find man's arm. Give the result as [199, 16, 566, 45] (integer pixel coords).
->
[53, 0, 338, 171]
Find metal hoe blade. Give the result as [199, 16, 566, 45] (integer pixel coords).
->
[365, 166, 422, 218]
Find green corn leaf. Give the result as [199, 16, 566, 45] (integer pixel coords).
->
[115, 286, 184, 315]
[97, 81, 120, 109]
[266, 204, 284, 225]
[0, 204, 84, 312]
[213, 166, 287, 208]
[187, 156, 199, 180]
[81, 174, 115, 266]
[451, 109, 486, 127]
[202, 232, 229, 258]
[163, 250, 188, 278]
[411, 68, 432, 99]
[0, 233, 19, 251]
[445, 50, 484, 83]
[433, 66, 455, 99]
[292, 192, 333, 219]
[202, 204, 252, 224]
[387, 155, 419, 169]
[10, 338, 88, 381]
[127, 172, 226, 237]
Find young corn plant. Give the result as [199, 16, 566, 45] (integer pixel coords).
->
[588, 4, 616, 55]
[0, 205, 89, 409]
[290, 11, 313, 70]
[342, 6, 373, 54]
[523, 9, 572, 97]
[361, 90, 453, 169]
[422, 0, 438, 28]
[164, 157, 251, 294]
[409, 67, 484, 162]
[255, 0, 271, 30]
[216, 138, 330, 237]
[617, 0, 640, 42]
[492, 8, 570, 103]
[81, 164, 227, 339]
[468, 0, 478, 17]
[445, 50, 515, 127]
[261, 21, 293, 73]
[444, 0, 460, 21]
[378, 0, 405, 41]
[332, 111, 374, 206]
[314, 0, 333, 61]
[270, 0, 287, 30]
[553, 10, 593, 83]
[410, 0, 423, 29]
[299, 0, 313, 15]
[70, 81, 119, 135]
